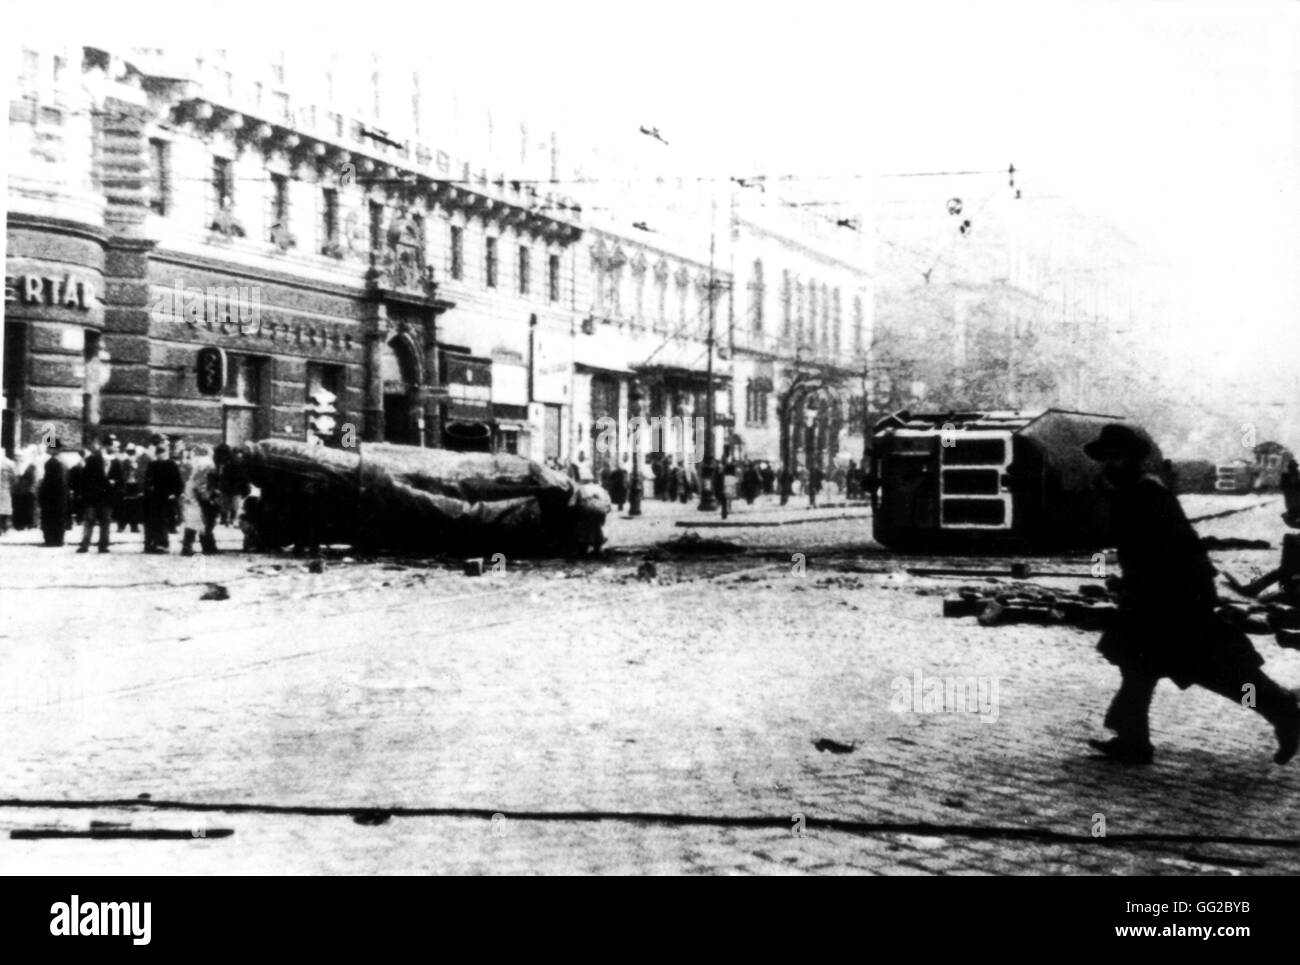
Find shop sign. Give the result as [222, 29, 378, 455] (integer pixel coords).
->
[5, 273, 94, 310]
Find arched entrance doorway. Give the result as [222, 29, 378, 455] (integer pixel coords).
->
[381, 334, 422, 445]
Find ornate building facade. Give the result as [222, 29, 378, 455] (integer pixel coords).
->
[5, 44, 873, 476]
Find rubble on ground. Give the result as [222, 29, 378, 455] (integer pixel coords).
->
[939, 580, 1300, 650]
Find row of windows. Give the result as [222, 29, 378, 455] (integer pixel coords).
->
[591, 263, 718, 336]
[464, 232, 560, 300]
[774, 268, 866, 356]
[148, 142, 563, 300]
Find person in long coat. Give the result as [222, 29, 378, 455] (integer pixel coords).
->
[606, 456, 629, 512]
[12, 447, 39, 530]
[143, 443, 183, 553]
[38, 444, 69, 546]
[741, 461, 761, 505]
[1085, 423, 1300, 765]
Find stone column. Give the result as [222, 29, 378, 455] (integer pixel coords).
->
[422, 313, 440, 447]
[362, 304, 387, 442]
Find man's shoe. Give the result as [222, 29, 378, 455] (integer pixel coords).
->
[75, 546, 88, 554]
[1088, 737, 1154, 764]
[1274, 713, 1300, 765]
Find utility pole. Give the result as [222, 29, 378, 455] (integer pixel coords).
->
[698, 194, 719, 512]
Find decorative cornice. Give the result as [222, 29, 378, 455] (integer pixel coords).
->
[6, 211, 110, 247]
[157, 89, 584, 247]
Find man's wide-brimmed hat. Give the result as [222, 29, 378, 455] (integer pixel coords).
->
[1084, 423, 1151, 461]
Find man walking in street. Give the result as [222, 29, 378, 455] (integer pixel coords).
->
[76, 434, 117, 553]
[1084, 423, 1300, 764]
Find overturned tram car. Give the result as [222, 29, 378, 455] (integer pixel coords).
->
[870, 409, 1165, 551]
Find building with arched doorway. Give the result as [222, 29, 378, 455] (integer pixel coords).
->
[5, 45, 869, 482]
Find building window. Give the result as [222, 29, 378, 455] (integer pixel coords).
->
[411, 71, 421, 137]
[634, 267, 646, 325]
[148, 138, 170, 216]
[306, 362, 345, 440]
[782, 270, 792, 339]
[450, 225, 464, 280]
[808, 282, 818, 349]
[369, 201, 384, 255]
[518, 245, 530, 295]
[20, 48, 39, 86]
[321, 187, 339, 254]
[212, 155, 234, 220]
[268, 173, 290, 244]
[794, 279, 805, 344]
[223, 353, 265, 403]
[746, 382, 770, 427]
[816, 283, 826, 356]
[485, 236, 498, 289]
[548, 253, 560, 302]
[833, 288, 843, 357]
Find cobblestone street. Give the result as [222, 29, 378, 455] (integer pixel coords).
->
[3, 493, 1299, 875]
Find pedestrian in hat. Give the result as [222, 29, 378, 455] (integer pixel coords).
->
[37, 440, 69, 547]
[1083, 422, 1300, 764]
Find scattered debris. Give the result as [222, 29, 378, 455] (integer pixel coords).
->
[1201, 536, 1272, 551]
[658, 532, 746, 555]
[813, 738, 856, 754]
[307, 557, 325, 574]
[463, 558, 485, 577]
[199, 583, 229, 601]
[908, 566, 1096, 579]
[940, 796, 967, 809]
[636, 561, 658, 581]
[943, 580, 1300, 648]
[11, 826, 233, 840]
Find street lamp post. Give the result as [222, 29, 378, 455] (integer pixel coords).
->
[628, 378, 643, 516]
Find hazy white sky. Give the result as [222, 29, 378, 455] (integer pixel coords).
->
[10, 0, 1300, 413]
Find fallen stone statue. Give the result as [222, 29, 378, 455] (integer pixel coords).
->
[240, 440, 611, 556]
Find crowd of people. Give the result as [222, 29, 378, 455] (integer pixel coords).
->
[0, 434, 252, 555]
[545, 451, 880, 516]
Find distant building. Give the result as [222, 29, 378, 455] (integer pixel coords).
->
[873, 184, 1151, 417]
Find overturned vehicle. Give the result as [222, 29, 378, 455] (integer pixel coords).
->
[870, 409, 1166, 552]
[242, 440, 610, 556]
